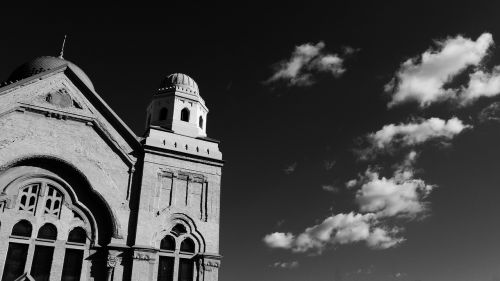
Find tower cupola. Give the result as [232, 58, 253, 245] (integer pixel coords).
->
[146, 73, 208, 138]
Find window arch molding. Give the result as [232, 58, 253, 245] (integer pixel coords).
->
[152, 213, 206, 253]
[0, 156, 121, 245]
[155, 218, 203, 281]
[3, 174, 94, 243]
[3, 173, 97, 240]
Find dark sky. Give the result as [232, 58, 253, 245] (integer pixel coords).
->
[2, 3, 500, 281]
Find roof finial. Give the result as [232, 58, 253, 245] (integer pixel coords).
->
[59, 35, 67, 59]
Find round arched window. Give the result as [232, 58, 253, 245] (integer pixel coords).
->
[180, 238, 195, 253]
[12, 220, 32, 237]
[160, 235, 176, 251]
[199, 116, 204, 129]
[157, 225, 198, 281]
[38, 223, 57, 240]
[68, 227, 87, 244]
[180, 108, 190, 122]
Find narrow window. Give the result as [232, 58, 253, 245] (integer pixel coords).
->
[62, 227, 86, 281]
[160, 235, 176, 251]
[30, 245, 54, 281]
[61, 249, 84, 281]
[178, 258, 194, 281]
[68, 227, 87, 244]
[158, 256, 175, 281]
[1, 243, 29, 281]
[18, 184, 39, 213]
[180, 108, 190, 122]
[147, 114, 151, 126]
[199, 116, 204, 129]
[31, 223, 57, 281]
[180, 238, 195, 253]
[44, 186, 63, 217]
[160, 108, 168, 121]
[2, 220, 32, 281]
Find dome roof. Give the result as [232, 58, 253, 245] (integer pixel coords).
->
[159, 73, 199, 95]
[8, 56, 95, 91]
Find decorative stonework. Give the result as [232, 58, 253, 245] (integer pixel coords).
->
[46, 88, 73, 108]
[203, 260, 220, 272]
[107, 254, 121, 268]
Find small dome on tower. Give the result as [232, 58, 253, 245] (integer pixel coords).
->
[159, 73, 199, 95]
[8, 56, 95, 91]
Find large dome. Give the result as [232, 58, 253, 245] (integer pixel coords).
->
[8, 56, 95, 91]
[159, 73, 199, 95]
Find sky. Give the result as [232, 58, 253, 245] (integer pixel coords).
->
[1, 3, 500, 281]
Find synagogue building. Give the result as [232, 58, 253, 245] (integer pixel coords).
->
[0, 55, 224, 281]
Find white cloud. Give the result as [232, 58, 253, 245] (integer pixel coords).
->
[460, 67, 500, 105]
[270, 261, 299, 269]
[265, 42, 348, 86]
[355, 152, 434, 219]
[387, 33, 494, 107]
[366, 117, 471, 154]
[263, 212, 404, 253]
[346, 179, 358, 189]
[263, 232, 295, 249]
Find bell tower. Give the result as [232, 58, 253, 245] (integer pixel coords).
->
[136, 73, 223, 281]
[146, 73, 208, 137]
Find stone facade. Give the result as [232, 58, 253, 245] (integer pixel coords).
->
[0, 57, 223, 281]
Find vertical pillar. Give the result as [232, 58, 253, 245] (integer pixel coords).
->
[50, 240, 66, 281]
[107, 250, 124, 281]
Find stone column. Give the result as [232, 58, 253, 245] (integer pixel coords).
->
[106, 251, 124, 281]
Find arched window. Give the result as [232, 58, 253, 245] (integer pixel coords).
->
[2, 220, 32, 281]
[68, 227, 87, 244]
[18, 184, 40, 214]
[160, 235, 176, 251]
[157, 226, 198, 281]
[160, 107, 168, 121]
[31, 224, 57, 281]
[37, 223, 57, 240]
[12, 220, 32, 237]
[62, 227, 87, 281]
[2, 180, 92, 281]
[181, 108, 190, 122]
[199, 116, 204, 129]
[172, 224, 187, 236]
[44, 186, 63, 217]
[180, 238, 195, 253]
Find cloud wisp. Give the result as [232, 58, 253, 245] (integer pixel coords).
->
[358, 117, 471, 158]
[386, 32, 500, 107]
[265, 42, 352, 87]
[270, 261, 299, 269]
[478, 101, 500, 123]
[283, 162, 298, 175]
